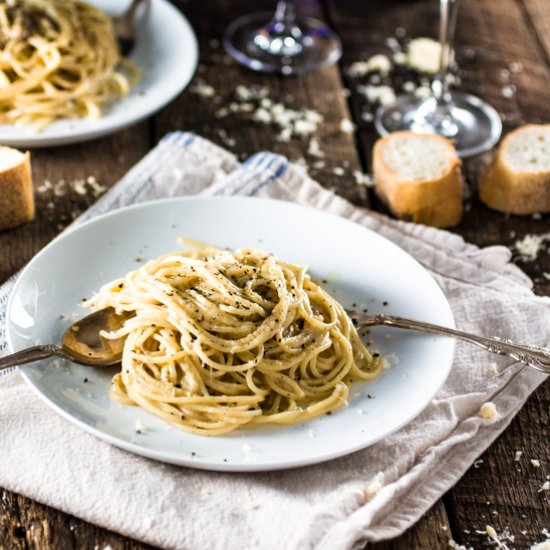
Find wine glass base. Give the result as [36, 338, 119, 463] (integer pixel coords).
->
[223, 12, 342, 75]
[375, 92, 502, 158]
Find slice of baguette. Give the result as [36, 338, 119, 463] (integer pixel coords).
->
[479, 124, 550, 214]
[373, 131, 463, 228]
[0, 147, 34, 231]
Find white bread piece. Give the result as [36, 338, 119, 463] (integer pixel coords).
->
[373, 131, 463, 228]
[0, 147, 34, 231]
[479, 124, 550, 214]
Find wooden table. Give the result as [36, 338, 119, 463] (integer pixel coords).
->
[1, 0, 549, 548]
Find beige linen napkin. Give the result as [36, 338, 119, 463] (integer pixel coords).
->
[0, 133, 548, 550]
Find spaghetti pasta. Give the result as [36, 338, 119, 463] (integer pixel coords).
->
[84, 244, 384, 435]
[0, 0, 139, 130]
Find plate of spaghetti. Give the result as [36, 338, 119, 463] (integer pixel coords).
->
[0, 0, 197, 147]
[6, 197, 455, 471]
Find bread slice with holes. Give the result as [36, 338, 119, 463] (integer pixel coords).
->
[0, 146, 34, 231]
[479, 124, 550, 214]
[372, 131, 463, 228]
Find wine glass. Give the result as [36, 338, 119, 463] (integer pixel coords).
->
[223, 1, 342, 75]
[375, 0, 502, 158]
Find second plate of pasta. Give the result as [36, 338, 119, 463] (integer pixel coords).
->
[6, 197, 455, 471]
[0, 0, 198, 147]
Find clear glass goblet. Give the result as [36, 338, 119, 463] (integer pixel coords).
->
[375, 0, 502, 158]
[223, 1, 342, 75]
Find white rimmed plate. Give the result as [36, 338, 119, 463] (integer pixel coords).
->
[6, 197, 455, 471]
[0, 0, 198, 148]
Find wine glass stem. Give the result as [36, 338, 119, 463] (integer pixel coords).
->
[274, 0, 296, 25]
[433, 0, 459, 103]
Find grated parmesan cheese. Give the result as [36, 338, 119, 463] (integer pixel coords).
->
[363, 472, 384, 501]
[407, 37, 442, 74]
[531, 459, 541, 468]
[514, 450, 523, 461]
[449, 540, 473, 550]
[479, 402, 498, 421]
[353, 171, 375, 187]
[357, 84, 396, 106]
[190, 80, 215, 98]
[515, 233, 550, 261]
[538, 480, 550, 493]
[340, 118, 355, 134]
[307, 138, 324, 158]
[134, 420, 146, 434]
[348, 54, 392, 77]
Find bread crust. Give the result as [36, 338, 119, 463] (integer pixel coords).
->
[373, 132, 463, 228]
[0, 150, 34, 231]
[479, 124, 550, 214]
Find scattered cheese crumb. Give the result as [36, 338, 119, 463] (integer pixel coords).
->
[134, 420, 146, 434]
[538, 480, 550, 493]
[407, 38, 441, 74]
[363, 472, 384, 501]
[501, 85, 516, 99]
[190, 80, 215, 98]
[307, 137, 324, 158]
[488, 362, 499, 375]
[515, 233, 550, 261]
[514, 450, 523, 461]
[357, 84, 396, 106]
[252, 98, 323, 141]
[348, 54, 392, 77]
[353, 171, 374, 187]
[531, 459, 541, 468]
[332, 167, 345, 176]
[479, 402, 498, 421]
[449, 540, 473, 550]
[340, 118, 355, 134]
[393, 51, 407, 65]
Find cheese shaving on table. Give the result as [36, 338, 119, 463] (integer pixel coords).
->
[514, 233, 550, 261]
[348, 54, 392, 77]
[363, 472, 384, 501]
[407, 38, 442, 74]
[479, 402, 499, 421]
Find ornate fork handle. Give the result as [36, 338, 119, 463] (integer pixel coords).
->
[356, 314, 550, 374]
[0, 345, 71, 372]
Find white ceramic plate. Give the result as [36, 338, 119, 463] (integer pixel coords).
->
[0, 0, 198, 148]
[6, 197, 455, 471]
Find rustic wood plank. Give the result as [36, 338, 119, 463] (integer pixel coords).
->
[154, 0, 369, 206]
[522, 0, 550, 64]
[0, 489, 155, 550]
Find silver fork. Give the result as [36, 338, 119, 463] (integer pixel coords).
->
[349, 312, 550, 373]
[114, 0, 150, 56]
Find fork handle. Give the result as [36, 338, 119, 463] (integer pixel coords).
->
[0, 345, 64, 372]
[360, 314, 550, 373]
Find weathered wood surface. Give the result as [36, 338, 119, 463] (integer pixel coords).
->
[0, 0, 548, 548]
